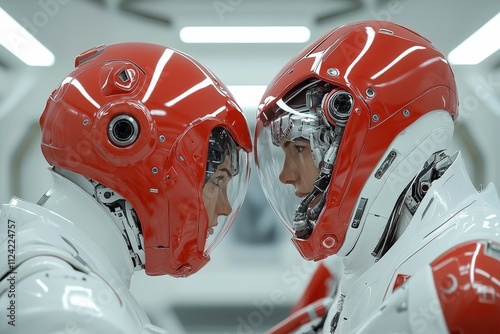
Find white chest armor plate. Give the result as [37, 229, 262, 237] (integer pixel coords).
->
[327, 155, 500, 334]
[0, 198, 167, 334]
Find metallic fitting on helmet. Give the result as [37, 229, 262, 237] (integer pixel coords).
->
[108, 114, 139, 147]
[327, 68, 340, 77]
[365, 87, 375, 99]
[325, 90, 353, 127]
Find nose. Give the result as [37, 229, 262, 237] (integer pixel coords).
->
[279, 157, 296, 185]
[217, 190, 232, 217]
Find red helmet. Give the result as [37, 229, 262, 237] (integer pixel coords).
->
[40, 42, 252, 277]
[255, 20, 458, 261]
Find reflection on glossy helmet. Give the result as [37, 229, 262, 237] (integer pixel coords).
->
[255, 20, 458, 261]
[40, 42, 252, 277]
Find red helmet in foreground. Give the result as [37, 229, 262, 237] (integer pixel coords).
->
[41, 42, 252, 276]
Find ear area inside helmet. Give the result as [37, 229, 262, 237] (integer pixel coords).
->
[92, 100, 157, 166]
[322, 89, 354, 127]
[108, 114, 140, 147]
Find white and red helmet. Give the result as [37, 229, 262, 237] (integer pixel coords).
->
[40, 42, 252, 277]
[255, 20, 458, 261]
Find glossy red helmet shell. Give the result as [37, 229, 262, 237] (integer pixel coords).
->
[40, 42, 252, 276]
[256, 20, 458, 261]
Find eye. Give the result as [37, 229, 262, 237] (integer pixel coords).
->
[211, 175, 224, 187]
[294, 145, 305, 153]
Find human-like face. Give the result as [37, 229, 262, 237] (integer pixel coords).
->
[279, 139, 320, 198]
[202, 155, 233, 237]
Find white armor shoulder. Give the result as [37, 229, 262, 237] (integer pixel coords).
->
[354, 240, 500, 334]
[0, 256, 167, 334]
[353, 263, 447, 334]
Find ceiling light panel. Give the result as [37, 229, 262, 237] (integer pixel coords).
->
[180, 26, 310, 44]
[0, 7, 55, 66]
[448, 12, 500, 65]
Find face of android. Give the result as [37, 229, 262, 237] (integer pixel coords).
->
[202, 153, 233, 238]
[278, 139, 320, 203]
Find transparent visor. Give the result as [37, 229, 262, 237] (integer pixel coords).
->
[256, 82, 352, 238]
[255, 102, 324, 234]
[203, 130, 250, 255]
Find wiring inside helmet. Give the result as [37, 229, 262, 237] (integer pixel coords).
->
[205, 127, 239, 183]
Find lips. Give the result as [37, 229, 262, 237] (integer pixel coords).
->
[295, 191, 308, 198]
[206, 224, 218, 239]
[206, 227, 214, 239]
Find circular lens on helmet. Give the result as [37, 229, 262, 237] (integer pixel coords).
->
[108, 114, 139, 147]
[326, 90, 353, 126]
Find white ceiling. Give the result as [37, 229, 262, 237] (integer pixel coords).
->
[1, 0, 500, 91]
